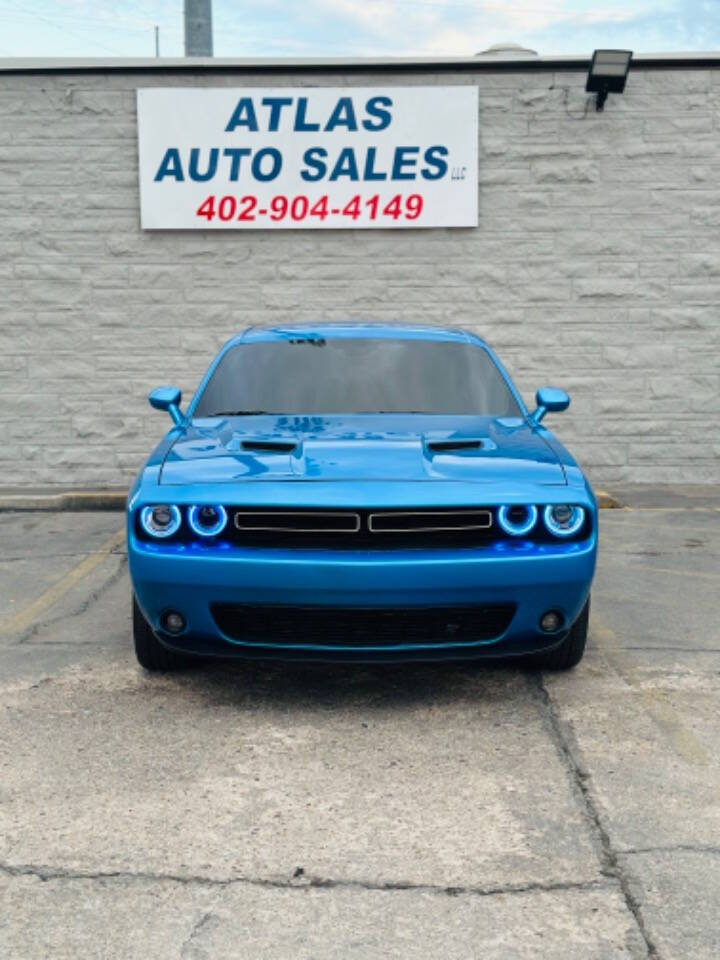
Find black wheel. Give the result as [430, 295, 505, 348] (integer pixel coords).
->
[533, 596, 590, 671]
[132, 594, 195, 672]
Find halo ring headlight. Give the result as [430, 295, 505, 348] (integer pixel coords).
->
[497, 504, 538, 537]
[543, 504, 586, 537]
[188, 504, 228, 538]
[140, 504, 181, 539]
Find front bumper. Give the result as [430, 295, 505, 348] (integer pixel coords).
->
[129, 532, 597, 662]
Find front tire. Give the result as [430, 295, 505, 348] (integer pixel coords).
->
[533, 596, 590, 671]
[132, 595, 195, 672]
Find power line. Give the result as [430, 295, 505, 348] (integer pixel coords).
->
[0, 4, 181, 33]
[0, 2, 185, 53]
[0, 1, 129, 52]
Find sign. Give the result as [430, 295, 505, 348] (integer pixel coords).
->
[136, 87, 478, 230]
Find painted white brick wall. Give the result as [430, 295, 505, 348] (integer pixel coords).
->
[1, 66, 719, 487]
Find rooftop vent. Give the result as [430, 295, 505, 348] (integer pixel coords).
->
[475, 43, 539, 59]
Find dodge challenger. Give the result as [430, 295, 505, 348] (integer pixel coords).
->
[128, 325, 596, 671]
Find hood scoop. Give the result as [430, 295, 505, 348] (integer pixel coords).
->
[160, 414, 567, 486]
[241, 439, 298, 454]
[427, 439, 483, 453]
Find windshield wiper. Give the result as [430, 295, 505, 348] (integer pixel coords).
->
[206, 410, 272, 417]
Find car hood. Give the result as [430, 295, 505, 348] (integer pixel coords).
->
[159, 414, 567, 487]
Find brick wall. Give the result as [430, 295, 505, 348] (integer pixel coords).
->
[1, 65, 719, 486]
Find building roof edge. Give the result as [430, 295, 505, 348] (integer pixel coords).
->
[2, 51, 720, 75]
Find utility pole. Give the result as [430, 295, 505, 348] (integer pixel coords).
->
[184, 0, 213, 57]
[154, 25, 160, 57]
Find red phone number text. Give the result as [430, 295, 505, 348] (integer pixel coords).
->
[195, 193, 424, 223]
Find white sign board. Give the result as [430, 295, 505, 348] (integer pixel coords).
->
[137, 87, 478, 229]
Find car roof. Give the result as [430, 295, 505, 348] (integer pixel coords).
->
[233, 324, 486, 347]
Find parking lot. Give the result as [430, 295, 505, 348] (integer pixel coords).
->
[1, 492, 718, 959]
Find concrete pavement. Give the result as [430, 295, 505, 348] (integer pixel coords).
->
[0, 496, 718, 959]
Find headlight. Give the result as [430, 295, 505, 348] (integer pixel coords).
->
[188, 504, 228, 537]
[543, 504, 585, 537]
[497, 504, 538, 536]
[140, 504, 182, 538]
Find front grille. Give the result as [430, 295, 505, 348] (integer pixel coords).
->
[211, 603, 516, 647]
[368, 509, 492, 533]
[135, 504, 592, 547]
[234, 510, 361, 533]
[227, 507, 498, 549]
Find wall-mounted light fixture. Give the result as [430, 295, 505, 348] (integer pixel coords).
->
[585, 49, 633, 111]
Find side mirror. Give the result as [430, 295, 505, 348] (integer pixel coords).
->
[148, 386, 184, 426]
[530, 387, 570, 424]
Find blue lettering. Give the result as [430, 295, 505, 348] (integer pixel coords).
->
[329, 147, 359, 181]
[225, 97, 258, 132]
[325, 97, 357, 132]
[223, 148, 251, 181]
[252, 147, 282, 181]
[153, 147, 184, 181]
[363, 96, 392, 131]
[392, 146, 419, 180]
[362, 147, 386, 181]
[188, 148, 219, 182]
[295, 97, 320, 132]
[262, 97, 293, 131]
[301, 147, 328, 181]
[421, 145, 449, 180]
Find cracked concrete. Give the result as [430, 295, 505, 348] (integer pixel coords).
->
[1, 496, 719, 958]
[0, 660, 603, 889]
[531, 675, 659, 958]
[0, 857, 612, 898]
[0, 872, 641, 960]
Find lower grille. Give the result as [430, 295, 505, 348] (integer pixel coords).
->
[211, 603, 516, 647]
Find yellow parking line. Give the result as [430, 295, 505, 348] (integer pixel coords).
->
[0, 529, 125, 637]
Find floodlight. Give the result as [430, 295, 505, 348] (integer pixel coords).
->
[586, 49, 633, 111]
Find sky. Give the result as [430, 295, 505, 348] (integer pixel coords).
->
[0, 0, 718, 59]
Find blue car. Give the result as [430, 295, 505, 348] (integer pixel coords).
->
[128, 325, 596, 672]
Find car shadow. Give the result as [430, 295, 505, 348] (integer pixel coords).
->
[159, 656, 537, 712]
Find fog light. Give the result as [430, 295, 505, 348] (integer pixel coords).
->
[540, 610, 563, 633]
[162, 611, 186, 634]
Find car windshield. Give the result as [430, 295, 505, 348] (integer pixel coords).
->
[193, 337, 522, 417]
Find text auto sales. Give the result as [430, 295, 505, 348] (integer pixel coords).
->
[153, 95, 450, 184]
